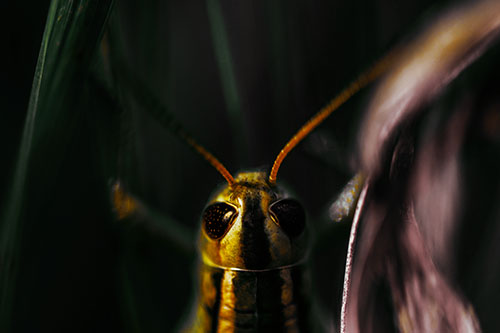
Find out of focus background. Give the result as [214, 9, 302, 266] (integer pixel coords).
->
[2, 0, 499, 331]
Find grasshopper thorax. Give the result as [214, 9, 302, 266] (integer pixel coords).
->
[199, 171, 309, 271]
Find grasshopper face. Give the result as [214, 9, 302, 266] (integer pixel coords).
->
[199, 171, 309, 270]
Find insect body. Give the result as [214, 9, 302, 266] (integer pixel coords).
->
[169, 53, 389, 332]
[113, 52, 391, 332]
[185, 172, 311, 331]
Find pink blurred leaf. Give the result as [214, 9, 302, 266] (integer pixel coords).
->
[358, 0, 500, 177]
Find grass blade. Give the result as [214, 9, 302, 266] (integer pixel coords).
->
[0, 1, 58, 327]
[1, 0, 114, 329]
[206, 0, 248, 163]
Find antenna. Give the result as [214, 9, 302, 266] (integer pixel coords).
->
[111, 60, 236, 186]
[268, 52, 396, 185]
[178, 128, 235, 186]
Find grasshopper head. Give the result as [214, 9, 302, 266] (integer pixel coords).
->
[199, 171, 309, 270]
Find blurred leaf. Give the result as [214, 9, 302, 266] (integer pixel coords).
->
[347, 1, 500, 331]
[358, 0, 500, 177]
[346, 136, 479, 333]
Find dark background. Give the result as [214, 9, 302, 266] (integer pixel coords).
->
[2, 0, 499, 331]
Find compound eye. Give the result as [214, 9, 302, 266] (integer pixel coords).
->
[202, 202, 238, 240]
[269, 198, 306, 237]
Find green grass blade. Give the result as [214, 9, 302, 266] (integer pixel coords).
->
[206, 0, 248, 163]
[1, 0, 114, 329]
[0, 0, 58, 327]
